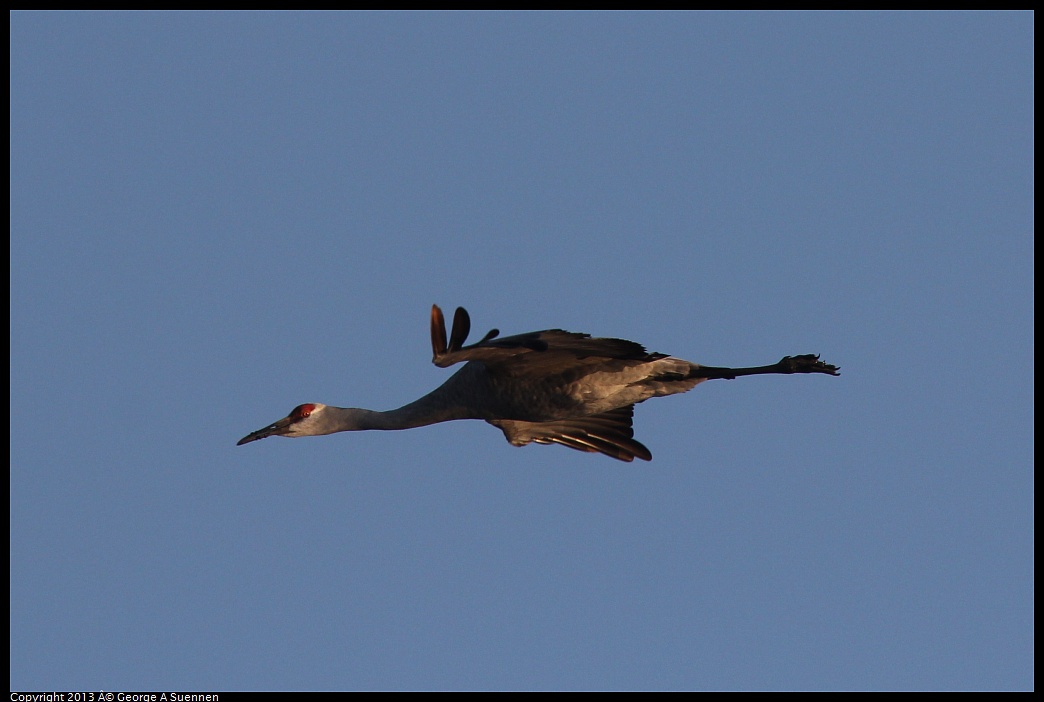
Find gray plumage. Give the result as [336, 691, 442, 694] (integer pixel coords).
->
[237, 305, 839, 462]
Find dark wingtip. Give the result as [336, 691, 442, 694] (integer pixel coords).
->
[449, 306, 471, 352]
[431, 304, 447, 360]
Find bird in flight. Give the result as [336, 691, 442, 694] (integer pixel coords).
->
[238, 305, 839, 462]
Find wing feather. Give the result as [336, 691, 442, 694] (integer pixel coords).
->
[490, 405, 653, 463]
[430, 305, 658, 373]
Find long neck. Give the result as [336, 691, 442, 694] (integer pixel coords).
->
[327, 392, 475, 432]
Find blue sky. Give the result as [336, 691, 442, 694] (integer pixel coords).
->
[10, 12, 1032, 691]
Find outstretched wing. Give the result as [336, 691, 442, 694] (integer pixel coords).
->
[489, 404, 652, 462]
[430, 305, 657, 374]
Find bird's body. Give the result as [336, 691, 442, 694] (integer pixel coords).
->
[237, 305, 839, 462]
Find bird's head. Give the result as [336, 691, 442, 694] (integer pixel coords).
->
[237, 403, 331, 445]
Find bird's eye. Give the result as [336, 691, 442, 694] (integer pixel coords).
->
[292, 403, 315, 418]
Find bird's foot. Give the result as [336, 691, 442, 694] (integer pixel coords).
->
[778, 354, 840, 376]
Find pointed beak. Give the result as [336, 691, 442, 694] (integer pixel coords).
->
[237, 416, 295, 446]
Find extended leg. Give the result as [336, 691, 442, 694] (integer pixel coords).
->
[691, 354, 840, 380]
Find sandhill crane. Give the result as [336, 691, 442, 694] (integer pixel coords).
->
[237, 305, 839, 462]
